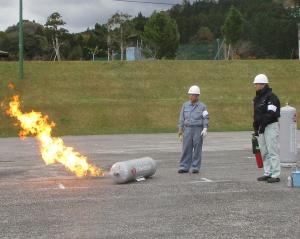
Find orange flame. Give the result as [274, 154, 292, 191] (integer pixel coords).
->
[6, 95, 103, 177]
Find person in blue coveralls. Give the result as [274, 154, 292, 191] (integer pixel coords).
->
[178, 85, 209, 174]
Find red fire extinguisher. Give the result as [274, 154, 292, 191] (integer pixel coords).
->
[252, 134, 263, 168]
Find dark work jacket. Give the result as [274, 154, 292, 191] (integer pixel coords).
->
[253, 86, 280, 134]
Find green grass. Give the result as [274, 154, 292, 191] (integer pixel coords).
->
[0, 60, 299, 137]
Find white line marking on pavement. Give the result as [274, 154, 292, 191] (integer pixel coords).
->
[187, 179, 232, 184]
[187, 181, 211, 184]
[201, 178, 213, 182]
[36, 186, 90, 191]
[58, 183, 65, 189]
[205, 189, 249, 194]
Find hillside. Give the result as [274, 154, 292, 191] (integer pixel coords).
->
[0, 60, 299, 137]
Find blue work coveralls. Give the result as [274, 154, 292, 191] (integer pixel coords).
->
[178, 101, 209, 171]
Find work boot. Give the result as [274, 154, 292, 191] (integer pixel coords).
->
[267, 178, 280, 183]
[257, 176, 271, 181]
[178, 169, 189, 174]
[191, 169, 199, 174]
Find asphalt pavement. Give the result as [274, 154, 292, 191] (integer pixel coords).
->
[0, 132, 300, 239]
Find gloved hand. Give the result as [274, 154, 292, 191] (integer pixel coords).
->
[178, 128, 183, 142]
[201, 128, 208, 138]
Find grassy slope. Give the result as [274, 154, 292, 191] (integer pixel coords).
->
[0, 60, 299, 137]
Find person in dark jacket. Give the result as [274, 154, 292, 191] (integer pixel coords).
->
[253, 74, 281, 183]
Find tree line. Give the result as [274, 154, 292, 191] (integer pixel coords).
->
[0, 0, 299, 60]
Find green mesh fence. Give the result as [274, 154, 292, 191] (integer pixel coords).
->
[176, 40, 222, 60]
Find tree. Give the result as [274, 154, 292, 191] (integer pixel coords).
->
[142, 11, 180, 59]
[190, 26, 214, 43]
[107, 12, 133, 61]
[45, 12, 68, 61]
[133, 12, 147, 34]
[0, 31, 8, 51]
[83, 25, 108, 60]
[93, 23, 108, 53]
[221, 6, 245, 59]
[0, 21, 49, 60]
[69, 45, 83, 60]
[248, 6, 299, 59]
[1, 0, 298, 60]
[87, 46, 100, 61]
[24, 33, 48, 59]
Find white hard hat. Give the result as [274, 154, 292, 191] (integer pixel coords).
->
[253, 74, 269, 84]
[188, 85, 200, 95]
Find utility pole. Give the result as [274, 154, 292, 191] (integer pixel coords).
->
[216, 38, 220, 60]
[298, 23, 300, 60]
[19, 0, 24, 80]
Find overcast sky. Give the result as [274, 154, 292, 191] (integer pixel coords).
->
[0, 0, 184, 33]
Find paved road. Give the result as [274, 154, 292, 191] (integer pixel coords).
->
[0, 132, 300, 239]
